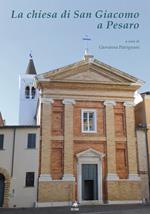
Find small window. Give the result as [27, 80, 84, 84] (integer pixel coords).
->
[25, 172, 34, 187]
[0, 135, 4, 150]
[31, 87, 36, 99]
[81, 109, 97, 133]
[25, 86, 30, 99]
[27, 133, 36, 149]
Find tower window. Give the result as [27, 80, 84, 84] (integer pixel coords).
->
[31, 87, 36, 99]
[25, 86, 30, 99]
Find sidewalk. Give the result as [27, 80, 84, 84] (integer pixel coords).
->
[1, 204, 150, 214]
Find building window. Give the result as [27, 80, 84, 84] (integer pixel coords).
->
[0, 134, 4, 150]
[25, 172, 34, 187]
[81, 109, 97, 133]
[27, 133, 36, 149]
[25, 86, 30, 99]
[31, 87, 36, 99]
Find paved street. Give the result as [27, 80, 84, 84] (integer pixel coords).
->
[0, 204, 150, 214]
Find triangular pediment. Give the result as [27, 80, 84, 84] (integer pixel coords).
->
[76, 148, 105, 159]
[62, 68, 117, 83]
[37, 58, 143, 87]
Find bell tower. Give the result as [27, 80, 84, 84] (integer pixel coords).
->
[19, 56, 38, 125]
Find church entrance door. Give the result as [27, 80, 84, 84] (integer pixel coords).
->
[82, 164, 98, 200]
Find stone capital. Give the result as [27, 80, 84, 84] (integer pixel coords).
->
[123, 101, 134, 107]
[104, 100, 116, 106]
[62, 99, 76, 105]
[40, 97, 54, 104]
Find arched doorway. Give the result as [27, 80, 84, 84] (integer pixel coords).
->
[0, 174, 5, 207]
[0, 168, 11, 208]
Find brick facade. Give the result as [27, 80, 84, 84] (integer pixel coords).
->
[37, 56, 142, 205]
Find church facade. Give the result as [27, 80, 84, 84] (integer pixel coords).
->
[36, 54, 143, 206]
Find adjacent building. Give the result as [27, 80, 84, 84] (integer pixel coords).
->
[135, 92, 150, 159]
[0, 126, 40, 208]
[135, 92, 150, 201]
[136, 127, 150, 201]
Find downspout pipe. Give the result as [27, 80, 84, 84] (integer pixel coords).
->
[138, 123, 150, 201]
[11, 128, 16, 177]
[145, 126, 150, 201]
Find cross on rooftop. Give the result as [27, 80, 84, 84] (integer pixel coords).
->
[83, 35, 91, 55]
[29, 51, 33, 59]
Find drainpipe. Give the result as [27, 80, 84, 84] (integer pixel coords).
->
[138, 123, 150, 201]
[11, 128, 16, 177]
[145, 126, 150, 201]
[10, 127, 16, 206]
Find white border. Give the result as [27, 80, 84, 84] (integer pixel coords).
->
[77, 149, 104, 204]
[81, 109, 97, 133]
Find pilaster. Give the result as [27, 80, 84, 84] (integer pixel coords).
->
[104, 100, 119, 180]
[39, 97, 54, 181]
[62, 99, 75, 181]
[124, 101, 138, 178]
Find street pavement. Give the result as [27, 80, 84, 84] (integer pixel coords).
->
[0, 204, 150, 214]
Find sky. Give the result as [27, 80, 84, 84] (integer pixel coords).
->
[0, 0, 150, 125]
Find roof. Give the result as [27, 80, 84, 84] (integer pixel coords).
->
[0, 125, 40, 129]
[36, 56, 144, 89]
[141, 91, 150, 95]
[26, 58, 37, 75]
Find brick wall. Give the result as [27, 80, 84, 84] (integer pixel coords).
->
[51, 141, 63, 179]
[50, 100, 130, 191]
[52, 100, 64, 136]
[73, 101, 105, 137]
[39, 99, 139, 202]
